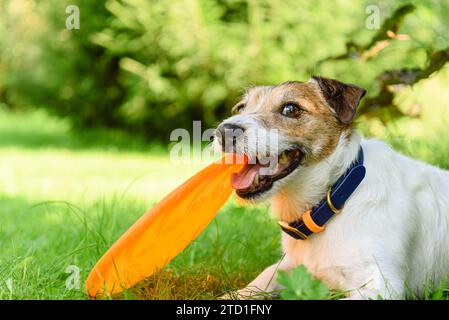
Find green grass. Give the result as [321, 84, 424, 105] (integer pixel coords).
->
[0, 108, 282, 300]
[1, 70, 449, 300]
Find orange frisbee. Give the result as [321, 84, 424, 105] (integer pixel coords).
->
[85, 155, 246, 298]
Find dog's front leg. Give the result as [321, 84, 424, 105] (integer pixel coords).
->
[222, 261, 293, 300]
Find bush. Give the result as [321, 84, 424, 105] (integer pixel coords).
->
[0, 0, 126, 127]
[90, 0, 364, 139]
[1, 0, 448, 141]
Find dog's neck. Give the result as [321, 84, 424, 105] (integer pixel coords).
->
[271, 130, 362, 223]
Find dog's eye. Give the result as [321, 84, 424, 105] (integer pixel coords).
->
[232, 103, 245, 115]
[281, 103, 302, 118]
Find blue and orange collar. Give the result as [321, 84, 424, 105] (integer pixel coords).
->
[278, 147, 366, 240]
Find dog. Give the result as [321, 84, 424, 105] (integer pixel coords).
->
[213, 76, 449, 299]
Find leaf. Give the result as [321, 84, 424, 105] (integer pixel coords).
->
[277, 265, 329, 300]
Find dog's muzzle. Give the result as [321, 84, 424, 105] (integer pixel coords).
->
[216, 123, 245, 153]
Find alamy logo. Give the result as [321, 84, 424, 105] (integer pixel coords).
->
[365, 5, 380, 30]
[66, 5, 80, 30]
[65, 265, 80, 290]
[169, 121, 280, 175]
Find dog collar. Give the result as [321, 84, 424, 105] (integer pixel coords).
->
[278, 147, 366, 240]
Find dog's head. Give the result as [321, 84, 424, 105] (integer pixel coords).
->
[214, 76, 366, 202]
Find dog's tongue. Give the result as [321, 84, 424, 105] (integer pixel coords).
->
[231, 163, 260, 190]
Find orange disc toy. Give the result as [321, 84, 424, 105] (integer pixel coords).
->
[85, 155, 246, 298]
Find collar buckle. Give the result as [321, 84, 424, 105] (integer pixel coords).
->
[278, 221, 308, 240]
[326, 187, 342, 214]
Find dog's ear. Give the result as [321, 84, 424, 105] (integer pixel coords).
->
[311, 76, 366, 124]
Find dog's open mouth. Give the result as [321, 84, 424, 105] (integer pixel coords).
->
[231, 149, 303, 198]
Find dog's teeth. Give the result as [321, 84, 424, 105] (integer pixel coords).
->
[254, 174, 259, 186]
[279, 152, 288, 165]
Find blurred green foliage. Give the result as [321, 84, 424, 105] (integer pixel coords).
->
[0, 0, 448, 140]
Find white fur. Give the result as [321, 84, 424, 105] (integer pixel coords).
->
[235, 131, 449, 299]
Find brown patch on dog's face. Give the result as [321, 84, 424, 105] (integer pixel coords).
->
[231, 78, 365, 164]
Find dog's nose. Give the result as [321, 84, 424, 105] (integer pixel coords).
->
[217, 123, 245, 152]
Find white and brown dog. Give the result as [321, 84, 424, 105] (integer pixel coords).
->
[214, 76, 449, 300]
